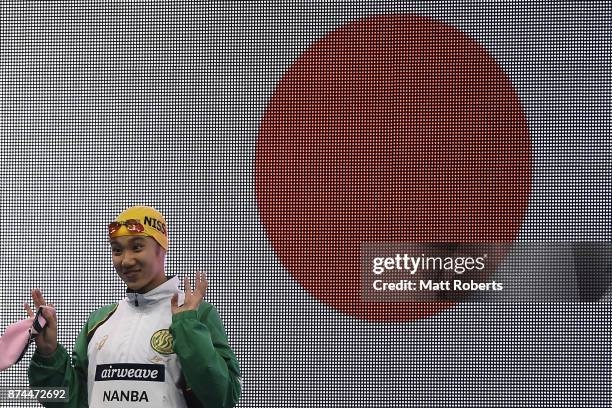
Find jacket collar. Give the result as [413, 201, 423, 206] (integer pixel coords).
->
[126, 275, 181, 307]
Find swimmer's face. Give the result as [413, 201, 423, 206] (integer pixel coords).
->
[109, 235, 166, 293]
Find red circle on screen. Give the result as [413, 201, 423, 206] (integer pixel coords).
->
[256, 14, 531, 322]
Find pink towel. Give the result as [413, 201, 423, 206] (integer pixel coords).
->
[0, 307, 50, 371]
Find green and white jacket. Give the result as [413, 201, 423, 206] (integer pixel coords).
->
[28, 276, 241, 408]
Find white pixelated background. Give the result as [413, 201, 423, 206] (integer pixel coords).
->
[0, 2, 611, 407]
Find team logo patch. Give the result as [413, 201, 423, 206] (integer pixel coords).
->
[150, 329, 174, 355]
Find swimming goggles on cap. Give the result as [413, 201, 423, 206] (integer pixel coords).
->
[108, 219, 145, 236]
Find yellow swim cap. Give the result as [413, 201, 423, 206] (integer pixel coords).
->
[109, 206, 169, 251]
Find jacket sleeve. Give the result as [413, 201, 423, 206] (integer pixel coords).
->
[28, 323, 89, 408]
[170, 303, 241, 408]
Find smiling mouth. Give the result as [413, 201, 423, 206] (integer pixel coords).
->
[123, 270, 140, 278]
